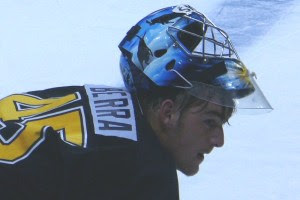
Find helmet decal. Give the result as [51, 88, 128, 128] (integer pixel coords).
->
[146, 12, 185, 25]
[137, 34, 153, 70]
[173, 4, 194, 15]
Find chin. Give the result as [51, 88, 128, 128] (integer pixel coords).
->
[178, 165, 199, 176]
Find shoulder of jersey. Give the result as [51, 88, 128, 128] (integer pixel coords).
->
[84, 85, 138, 142]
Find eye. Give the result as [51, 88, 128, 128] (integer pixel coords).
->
[154, 49, 167, 57]
[204, 119, 220, 129]
[165, 59, 176, 70]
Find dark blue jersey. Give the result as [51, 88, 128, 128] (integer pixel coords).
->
[0, 85, 179, 200]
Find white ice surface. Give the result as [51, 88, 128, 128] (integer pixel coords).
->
[1, 0, 299, 199]
[0, 0, 225, 97]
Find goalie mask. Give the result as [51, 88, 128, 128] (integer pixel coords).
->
[119, 5, 272, 111]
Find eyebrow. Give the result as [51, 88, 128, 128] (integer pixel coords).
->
[203, 111, 223, 120]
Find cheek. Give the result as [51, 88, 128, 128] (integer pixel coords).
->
[176, 119, 211, 150]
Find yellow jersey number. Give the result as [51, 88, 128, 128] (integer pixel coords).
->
[0, 92, 87, 164]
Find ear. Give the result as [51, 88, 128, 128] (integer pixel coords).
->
[158, 99, 179, 128]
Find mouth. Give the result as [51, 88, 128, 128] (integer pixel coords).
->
[197, 153, 204, 161]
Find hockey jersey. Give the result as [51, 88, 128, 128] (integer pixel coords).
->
[0, 85, 179, 200]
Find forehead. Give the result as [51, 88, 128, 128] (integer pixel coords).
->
[188, 101, 224, 119]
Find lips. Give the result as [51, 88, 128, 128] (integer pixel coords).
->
[197, 153, 204, 161]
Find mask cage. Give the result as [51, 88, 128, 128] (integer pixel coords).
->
[167, 12, 240, 60]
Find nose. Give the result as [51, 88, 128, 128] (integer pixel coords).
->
[210, 127, 224, 148]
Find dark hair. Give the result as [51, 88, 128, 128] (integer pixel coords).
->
[137, 86, 235, 124]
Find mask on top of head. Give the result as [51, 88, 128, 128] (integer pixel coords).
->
[119, 4, 272, 112]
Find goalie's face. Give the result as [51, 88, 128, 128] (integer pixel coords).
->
[155, 100, 228, 176]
